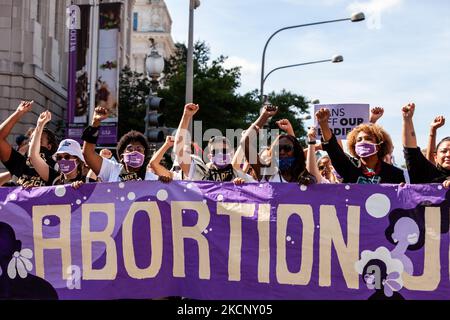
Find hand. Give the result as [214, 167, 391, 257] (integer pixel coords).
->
[233, 177, 245, 185]
[165, 135, 175, 147]
[92, 106, 109, 125]
[158, 175, 172, 184]
[443, 180, 450, 189]
[261, 104, 278, 119]
[71, 181, 84, 190]
[402, 103, 415, 121]
[307, 126, 317, 141]
[183, 103, 199, 117]
[369, 107, 384, 123]
[276, 119, 294, 134]
[430, 116, 445, 132]
[37, 110, 51, 128]
[17, 100, 34, 115]
[315, 108, 330, 126]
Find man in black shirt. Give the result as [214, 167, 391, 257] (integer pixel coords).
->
[0, 101, 57, 188]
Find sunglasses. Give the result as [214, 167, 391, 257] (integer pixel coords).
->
[56, 154, 73, 161]
[318, 165, 326, 171]
[278, 144, 294, 153]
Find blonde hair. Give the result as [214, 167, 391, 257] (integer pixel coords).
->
[347, 123, 394, 159]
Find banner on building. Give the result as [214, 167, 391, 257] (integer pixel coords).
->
[314, 104, 370, 139]
[0, 182, 449, 300]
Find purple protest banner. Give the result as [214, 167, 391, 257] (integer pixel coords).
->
[314, 103, 370, 139]
[66, 5, 80, 126]
[0, 181, 449, 300]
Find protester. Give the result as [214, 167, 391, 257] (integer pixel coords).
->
[316, 108, 405, 184]
[0, 101, 58, 188]
[306, 126, 340, 184]
[82, 106, 158, 182]
[174, 103, 253, 184]
[401, 103, 450, 186]
[241, 106, 315, 184]
[426, 115, 445, 165]
[28, 111, 93, 187]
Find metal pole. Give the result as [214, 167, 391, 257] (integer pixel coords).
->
[262, 59, 332, 85]
[260, 17, 351, 104]
[88, 0, 100, 125]
[185, 0, 195, 104]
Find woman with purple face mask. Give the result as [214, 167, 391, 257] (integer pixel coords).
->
[316, 108, 405, 184]
[81, 106, 158, 183]
[29, 111, 93, 188]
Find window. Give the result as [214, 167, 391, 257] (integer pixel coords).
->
[133, 12, 138, 31]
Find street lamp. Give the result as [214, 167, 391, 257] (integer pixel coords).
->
[145, 39, 165, 141]
[260, 12, 365, 103]
[262, 55, 343, 89]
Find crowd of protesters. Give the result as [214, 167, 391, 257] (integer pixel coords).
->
[0, 100, 448, 189]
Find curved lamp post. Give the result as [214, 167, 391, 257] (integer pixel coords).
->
[260, 12, 365, 103]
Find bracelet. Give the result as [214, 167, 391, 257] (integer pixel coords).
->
[81, 126, 100, 144]
[307, 140, 316, 145]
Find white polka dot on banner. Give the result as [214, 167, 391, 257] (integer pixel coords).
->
[76, 199, 81, 205]
[291, 241, 295, 245]
[9, 194, 17, 201]
[187, 183, 193, 189]
[345, 185, 351, 190]
[300, 185, 307, 191]
[204, 229, 209, 234]
[286, 236, 292, 242]
[107, 189, 111, 193]
[127, 192, 136, 201]
[438, 185, 443, 190]
[120, 196, 125, 202]
[43, 218, 50, 226]
[365, 193, 391, 218]
[209, 228, 212, 231]
[217, 194, 224, 202]
[119, 182, 125, 189]
[83, 196, 87, 200]
[202, 199, 207, 204]
[156, 189, 168, 201]
[55, 186, 66, 197]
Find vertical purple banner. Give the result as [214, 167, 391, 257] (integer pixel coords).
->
[66, 5, 81, 138]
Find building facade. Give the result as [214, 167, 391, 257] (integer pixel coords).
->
[131, 0, 175, 74]
[0, 0, 134, 149]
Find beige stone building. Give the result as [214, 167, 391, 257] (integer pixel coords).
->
[131, 0, 175, 74]
[0, 0, 134, 149]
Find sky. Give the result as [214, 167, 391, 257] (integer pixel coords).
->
[164, 0, 450, 165]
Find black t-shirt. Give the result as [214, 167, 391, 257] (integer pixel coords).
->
[322, 134, 405, 184]
[2, 148, 55, 188]
[404, 147, 450, 183]
[205, 164, 236, 181]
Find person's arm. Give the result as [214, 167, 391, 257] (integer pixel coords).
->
[402, 103, 417, 148]
[240, 105, 278, 180]
[0, 172, 12, 186]
[82, 106, 108, 176]
[0, 101, 33, 162]
[305, 127, 322, 183]
[149, 135, 174, 178]
[369, 107, 384, 124]
[28, 111, 52, 182]
[174, 103, 199, 178]
[426, 116, 445, 164]
[231, 145, 246, 171]
[315, 108, 333, 142]
[276, 119, 295, 137]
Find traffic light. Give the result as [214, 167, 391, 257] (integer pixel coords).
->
[145, 95, 166, 143]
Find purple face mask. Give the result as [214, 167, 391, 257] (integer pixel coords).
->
[58, 159, 77, 175]
[123, 151, 145, 168]
[212, 153, 231, 169]
[355, 141, 379, 158]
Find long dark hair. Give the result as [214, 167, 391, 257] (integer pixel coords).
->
[116, 130, 151, 179]
[276, 134, 314, 184]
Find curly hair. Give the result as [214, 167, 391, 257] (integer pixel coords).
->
[346, 123, 394, 159]
[116, 130, 151, 160]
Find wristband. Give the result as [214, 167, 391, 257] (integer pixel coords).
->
[307, 140, 316, 145]
[82, 126, 100, 144]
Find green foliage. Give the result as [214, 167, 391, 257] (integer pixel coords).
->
[118, 41, 311, 145]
